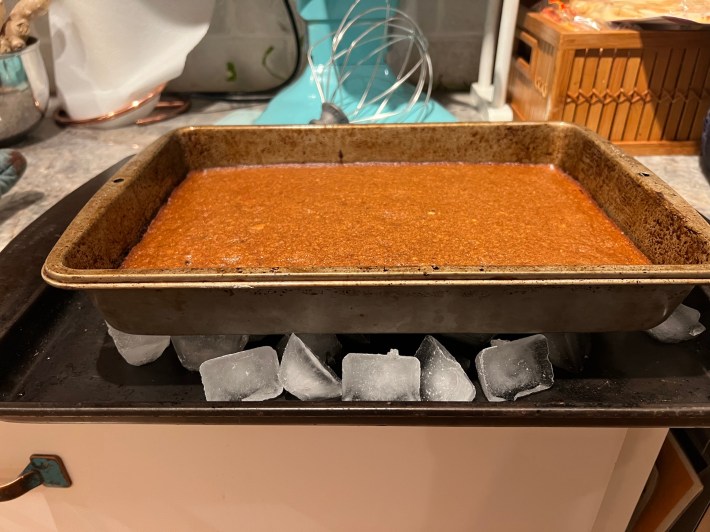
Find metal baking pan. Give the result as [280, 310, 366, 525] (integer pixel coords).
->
[6, 161, 710, 426]
[42, 123, 710, 334]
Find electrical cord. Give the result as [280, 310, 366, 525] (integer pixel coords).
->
[183, 0, 302, 102]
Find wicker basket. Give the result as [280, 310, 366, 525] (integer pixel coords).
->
[509, 13, 710, 154]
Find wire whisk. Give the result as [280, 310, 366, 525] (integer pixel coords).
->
[308, 0, 434, 124]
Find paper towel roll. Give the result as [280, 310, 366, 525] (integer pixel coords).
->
[49, 0, 214, 121]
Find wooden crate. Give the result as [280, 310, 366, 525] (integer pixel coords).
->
[508, 13, 710, 155]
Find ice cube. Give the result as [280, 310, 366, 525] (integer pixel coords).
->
[490, 338, 511, 347]
[277, 333, 342, 359]
[172, 334, 249, 371]
[106, 323, 169, 366]
[646, 304, 706, 343]
[342, 349, 420, 401]
[199, 346, 282, 401]
[475, 334, 554, 402]
[415, 336, 475, 401]
[544, 333, 591, 373]
[296, 334, 343, 366]
[278, 334, 342, 400]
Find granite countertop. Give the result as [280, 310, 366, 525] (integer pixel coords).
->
[1, 94, 709, 252]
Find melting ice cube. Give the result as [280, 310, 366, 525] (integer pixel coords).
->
[415, 335, 475, 401]
[475, 334, 554, 402]
[543, 333, 591, 373]
[172, 334, 249, 371]
[278, 334, 342, 400]
[646, 304, 706, 343]
[199, 346, 282, 401]
[342, 349, 420, 401]
[106, 323, 169, 366]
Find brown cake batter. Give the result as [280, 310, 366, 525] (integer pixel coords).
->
[121, 162, 649, 269]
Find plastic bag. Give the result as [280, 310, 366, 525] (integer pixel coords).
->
[536, 0, 710, 30]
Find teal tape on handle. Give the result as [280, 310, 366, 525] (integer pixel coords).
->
[0, 149, 27, 196]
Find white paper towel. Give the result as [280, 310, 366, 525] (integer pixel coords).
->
[49, 0, 215, 120]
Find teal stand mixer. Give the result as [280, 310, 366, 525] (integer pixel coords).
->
[243, 0, 455, 125]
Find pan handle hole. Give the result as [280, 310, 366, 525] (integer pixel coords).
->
[638, 172, 650, 177]
[113, 178, 125, 183]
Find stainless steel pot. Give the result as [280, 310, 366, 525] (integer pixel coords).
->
[0, 38, 50, 146]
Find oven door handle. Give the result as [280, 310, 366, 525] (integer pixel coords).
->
[0, 455, 72, 502]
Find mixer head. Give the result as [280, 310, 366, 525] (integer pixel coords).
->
[308, 0, 433, 124]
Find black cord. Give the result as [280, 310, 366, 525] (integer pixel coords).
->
[185, 0, 302, 102]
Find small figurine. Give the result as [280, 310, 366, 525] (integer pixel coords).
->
[0, 0, 51, 53]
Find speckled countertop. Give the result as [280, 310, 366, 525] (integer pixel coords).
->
[1, 93, 709, 252]
[0, 99, 260, 252]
